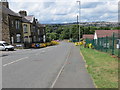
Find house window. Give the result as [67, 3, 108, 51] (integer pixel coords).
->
[23, 24, 28, 33]
[43, 35, 46, 43]
[24, 36, 28, 38]
[15, 21, 18, 29]
[38, 29, 40, 35]
[18, 21, 20, 29]
[16, 34, 21, 42]
[24, 36, 28, 42]
[11, 37, 14, 44]
[15, 20, 20, 29]
[11, 20, 14, 27]
[33, 26, 35, 32]
[33, 36, 36, 42]
[39, 37, 41, 41]
[43, 29, 45, 34]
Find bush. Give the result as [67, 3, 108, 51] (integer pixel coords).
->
[40, 43, 46, 48]
[46, 42, 52, 46]
[31, 43, 36, 48]
[51, 41, 59, 45]
[75, 41, 84, 46]
[31, 41, 59, 48]
[85, 43, 94, 48]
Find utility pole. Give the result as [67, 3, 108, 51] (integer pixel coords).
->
[69, 24, 71, 40]
[77, 1, 81, 43]
[77, 15, 79, 24]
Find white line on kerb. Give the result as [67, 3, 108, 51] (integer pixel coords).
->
[50, 47, 72, 88]
[3, 57, 28, 67]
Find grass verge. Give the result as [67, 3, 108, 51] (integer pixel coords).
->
[80, 46, 118, 88]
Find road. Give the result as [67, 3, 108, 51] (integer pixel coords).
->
[2, 41, 95, 88]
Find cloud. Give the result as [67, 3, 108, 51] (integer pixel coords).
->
[8, 0, 119, 24]
[81, 2, 105, 8]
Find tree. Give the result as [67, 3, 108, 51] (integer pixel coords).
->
[45, 24, 118, 42]
[46, 33, 57, 41]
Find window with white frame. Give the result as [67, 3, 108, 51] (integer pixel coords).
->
[16, 34, 21, 42]
[38, 29, 40, 35]
[18, 21, 20, 29]
[23, 24, 28, 33]
[15, 20, 20, 29]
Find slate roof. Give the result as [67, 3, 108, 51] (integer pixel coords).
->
[37, 23, 45, 27]
[22, 17, 31, 23]
[1, 5, 21, 17]
[24, 15, 34, 23]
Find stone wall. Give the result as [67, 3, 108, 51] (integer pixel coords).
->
[2, 13, 10, 43]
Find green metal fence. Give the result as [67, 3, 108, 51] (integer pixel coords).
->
[85, 33, 120, 57]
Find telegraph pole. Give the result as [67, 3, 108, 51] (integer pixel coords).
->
[77, 1, 81, 43]
[77, 15, 79, 24]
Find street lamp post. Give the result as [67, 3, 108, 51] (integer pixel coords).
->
[77, 1, 81, 43]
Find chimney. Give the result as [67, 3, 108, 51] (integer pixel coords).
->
[19, 10, 27, 17]
[0, 0, 9, 8]
[36, 19, 39, 23]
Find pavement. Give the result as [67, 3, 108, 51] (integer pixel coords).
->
[53, 45, 95, 88]
[2, 41, 95, 88]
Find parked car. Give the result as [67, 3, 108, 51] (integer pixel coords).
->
[0, 41, 14, 51]
[0, 43, 5, 51]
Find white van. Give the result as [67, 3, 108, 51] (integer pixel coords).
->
[0, 41, 14, 51]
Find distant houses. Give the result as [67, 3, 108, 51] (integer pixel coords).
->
[83, 30, 119, 40]
[0, 1, 46, 47]
[94, 30, 118, 39]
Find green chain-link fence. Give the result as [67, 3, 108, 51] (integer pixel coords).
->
[85, 33, 120, 57]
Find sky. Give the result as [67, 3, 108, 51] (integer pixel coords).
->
[7, 0, 119, 24]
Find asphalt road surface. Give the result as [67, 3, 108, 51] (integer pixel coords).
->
[2, 41, 95, 88]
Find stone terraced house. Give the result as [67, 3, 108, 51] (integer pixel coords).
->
[0, 0, 46, 47]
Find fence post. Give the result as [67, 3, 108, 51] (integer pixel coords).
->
[101, 37, 103, 51]
[99, 38, 101, 50]
[93, 39, 95, 49]
[106, 36, 108, 52]
[112, 33, 115, 55]
[97, 38, 99, 50]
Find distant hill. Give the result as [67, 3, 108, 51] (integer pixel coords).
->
[43, 21, 118, 27]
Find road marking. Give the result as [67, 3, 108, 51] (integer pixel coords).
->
[3, 57, 28, 67]
[50, 47, 72, 88]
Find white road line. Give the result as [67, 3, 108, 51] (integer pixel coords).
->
[50, 47, 72, 88]
[3, 57, 28, 67]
